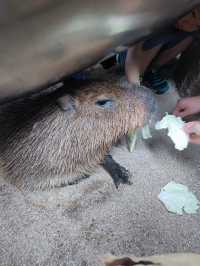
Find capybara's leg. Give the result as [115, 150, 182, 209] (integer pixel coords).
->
[102, 155, 132, 188]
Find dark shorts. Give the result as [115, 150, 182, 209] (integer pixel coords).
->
[142, 28, 197, 51]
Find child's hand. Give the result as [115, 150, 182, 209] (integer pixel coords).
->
[184, 121, 200, 144]
[173, 96, 200, 118]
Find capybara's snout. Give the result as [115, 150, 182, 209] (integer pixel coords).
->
[120, 78, 158, 127]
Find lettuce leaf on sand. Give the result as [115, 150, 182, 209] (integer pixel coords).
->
[158, 181, 199, 215]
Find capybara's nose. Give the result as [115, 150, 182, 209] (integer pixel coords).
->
[120, 78, 159, 126]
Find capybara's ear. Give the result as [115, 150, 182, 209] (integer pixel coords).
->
[57, 95, 76, 113]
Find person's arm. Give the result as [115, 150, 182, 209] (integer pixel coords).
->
[125, 46, 140, 84]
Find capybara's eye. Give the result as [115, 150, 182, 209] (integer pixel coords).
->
[95, 99, 114, 109]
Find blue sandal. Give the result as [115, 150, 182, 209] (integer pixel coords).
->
[142, 69, 170, 95]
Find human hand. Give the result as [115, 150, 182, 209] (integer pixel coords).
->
[184, 121, 200, 144]
[173, 96, 200, 118]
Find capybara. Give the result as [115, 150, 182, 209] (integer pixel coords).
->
[0, 78, 157, 191]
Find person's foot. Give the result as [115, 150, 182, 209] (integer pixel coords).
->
[142, 69, 170, 95]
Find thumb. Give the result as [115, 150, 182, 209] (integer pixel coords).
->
[173, 108, 189, 117]
[173, 102, 188, 117]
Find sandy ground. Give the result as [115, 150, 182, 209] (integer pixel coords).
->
[0, 78, 200, 266]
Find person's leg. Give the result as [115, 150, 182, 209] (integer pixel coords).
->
[118, 29, 195, 93]
[142, 32, 195, 94]
[124, 30, 184, 84]
[125, 42, 162, 84]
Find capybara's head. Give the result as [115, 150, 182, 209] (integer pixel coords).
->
[0, 78, 157, 190]
[58, 79, 156, 133]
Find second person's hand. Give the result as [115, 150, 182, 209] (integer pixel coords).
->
[173, 96, 200, 118]
[184, 121, 200, 144]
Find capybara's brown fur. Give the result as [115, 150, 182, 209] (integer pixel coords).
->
[0, 78, 156, 191]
